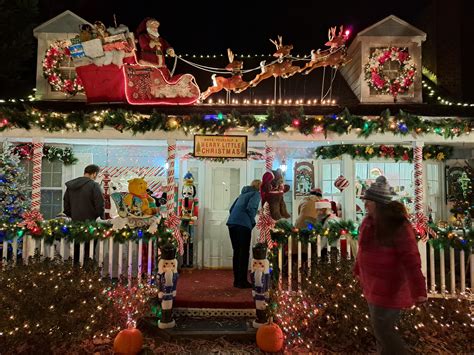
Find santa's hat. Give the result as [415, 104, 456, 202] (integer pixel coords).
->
[315, 199, 332, 209]
[136, 17, 157, 36]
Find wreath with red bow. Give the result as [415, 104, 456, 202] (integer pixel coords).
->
[42, 40, 84, 96]
[364, 47, 416, 100]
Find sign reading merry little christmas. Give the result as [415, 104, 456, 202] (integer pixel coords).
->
[193, 135, 247, 159]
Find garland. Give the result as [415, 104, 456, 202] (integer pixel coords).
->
[268, 220, 473, 252]
[12, 143, 78, 165]
[0, 106, 472, 139]
[315, 144, 453, 162]
[0, 218, 176, 247]
[365, 47, 416, 100]
[42, 40, 84, 96]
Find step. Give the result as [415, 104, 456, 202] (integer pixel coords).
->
[138, 316, 257, 341]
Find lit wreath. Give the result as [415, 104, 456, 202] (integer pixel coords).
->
[364, 47, 416, 100]
[42, 40, 84, 96]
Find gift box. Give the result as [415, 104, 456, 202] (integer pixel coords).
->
[82, 38, 104, 58]
[68, 43, 85, 59]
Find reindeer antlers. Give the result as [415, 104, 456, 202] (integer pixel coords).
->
[227, 48, 234, 63]
[270, 35, 284, 49]
[328, 27, 336, 41]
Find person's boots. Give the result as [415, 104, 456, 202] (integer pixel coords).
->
[158, 308, 176, 329]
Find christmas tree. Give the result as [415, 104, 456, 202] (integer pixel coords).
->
[450, 161, 473, 227]
[0, 142, 30, 224]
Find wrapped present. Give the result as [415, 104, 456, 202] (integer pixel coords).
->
[68, 43, 85, 59]
[104, 33, 126, 44]
[82, 38, 104, 58]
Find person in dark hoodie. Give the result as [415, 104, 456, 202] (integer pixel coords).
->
[63, 164, 105, 261]
[226, 179, 261, 288]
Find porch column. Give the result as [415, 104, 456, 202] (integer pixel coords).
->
[165, 139, 184, 254]
[413, 141, 428, 285]
[264, 142, 274, 171]
[25, 138, 44, 261]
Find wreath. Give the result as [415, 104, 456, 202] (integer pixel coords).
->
[42, 40, 84, 96]
[364, 47, 416, 100]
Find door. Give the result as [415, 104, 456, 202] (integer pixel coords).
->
[203, 161, 247, 268]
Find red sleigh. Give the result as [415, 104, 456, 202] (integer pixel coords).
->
[76, 63, 200, 105]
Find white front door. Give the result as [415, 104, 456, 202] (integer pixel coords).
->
[203, 161, 247, 268]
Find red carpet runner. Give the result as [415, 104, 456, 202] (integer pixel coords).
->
[174, 270, 254, 309]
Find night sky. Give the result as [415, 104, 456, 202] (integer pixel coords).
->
[38, 0, 430, 54]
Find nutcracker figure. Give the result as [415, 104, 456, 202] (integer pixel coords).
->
[178, 172, 199, 267]
[157, 244, 178, 329]
[251, 243, 271, 328]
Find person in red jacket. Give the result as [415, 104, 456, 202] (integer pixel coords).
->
[354, 175, 427, 354]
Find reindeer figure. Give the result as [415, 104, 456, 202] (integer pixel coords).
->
[200, 49, 250, 101]
[249, 36, 301, 87]
[299, 26, 350, 75]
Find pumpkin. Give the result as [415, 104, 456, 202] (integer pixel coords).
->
[113, 327, 143, 355]
[256, 318, 284, 353]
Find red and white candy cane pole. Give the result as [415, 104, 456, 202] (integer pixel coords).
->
[264, 144, 274, 171]
[165, 140, 184, 254]
[25, 140, 43, 261]
[413, 142, 428, 240]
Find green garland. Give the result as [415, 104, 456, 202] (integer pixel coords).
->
[0, 218, 176, 248]
[13, 143, 78, 165]
[315, 144, 453, 162]
[0, 105, 472, 139]
[268, 219, 473, 252]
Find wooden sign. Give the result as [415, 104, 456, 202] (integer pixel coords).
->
[193, 135, 247, 159]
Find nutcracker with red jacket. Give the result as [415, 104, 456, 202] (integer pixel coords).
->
[178, 172, 199, 267]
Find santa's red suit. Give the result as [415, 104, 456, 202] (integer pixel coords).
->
[136, 18, 172, 78]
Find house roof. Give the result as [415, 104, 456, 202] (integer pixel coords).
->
[356, 15, 426, 40]
[33, 10, 92, 37]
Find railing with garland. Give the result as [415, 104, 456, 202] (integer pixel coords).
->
[268, 220, 474, 298]
[1, 218, 472, 297]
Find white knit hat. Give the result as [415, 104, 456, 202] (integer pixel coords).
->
[315, 199, 332, 209]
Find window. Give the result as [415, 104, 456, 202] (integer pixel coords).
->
[321, 161, 343, 204]
[426, 163, 441, 222]
[355, 161, 414, 222]
[22, 159, 64, 219]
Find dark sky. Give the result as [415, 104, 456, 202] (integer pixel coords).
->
[38, 0, 430, 54]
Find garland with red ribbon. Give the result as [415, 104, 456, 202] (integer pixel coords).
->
[43, 40, 84, 96]
[365, 47, 416, 100]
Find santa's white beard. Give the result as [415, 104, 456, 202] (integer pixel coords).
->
[147, 27, 160, 38]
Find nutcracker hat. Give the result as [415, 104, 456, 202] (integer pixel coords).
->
[160, 244, 177, 260]
[315, 199, 332, 209]
[183, 172, 195, 186]
[252, 243, 267, 260]
[362, 175, 393, 205]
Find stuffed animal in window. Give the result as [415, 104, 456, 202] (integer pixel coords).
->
[178, 172, 199, 223]
[123, 178, 159, 217]
[260, 169, 290, 220]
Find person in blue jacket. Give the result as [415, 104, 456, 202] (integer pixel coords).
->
[227, 179, 262, 288]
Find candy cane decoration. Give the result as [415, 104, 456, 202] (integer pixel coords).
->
[256, 203, 275, 247]
[31, 142, 44, 211]
[265, 145, 274, 171]
[165, 142, 184, 254]
[413, 143, 428, 242]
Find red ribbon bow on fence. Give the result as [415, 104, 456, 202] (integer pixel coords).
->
[18, 210, 44, 230]
[164, 212, 184, 255]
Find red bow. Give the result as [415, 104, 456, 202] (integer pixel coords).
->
[18, 210, 44, 230]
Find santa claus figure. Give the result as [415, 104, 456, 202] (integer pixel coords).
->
[136, 18, 176, 78]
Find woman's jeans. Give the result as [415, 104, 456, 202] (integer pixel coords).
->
[368, 303, 407, 355]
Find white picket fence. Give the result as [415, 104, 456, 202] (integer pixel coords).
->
[2, 236, 473, 298]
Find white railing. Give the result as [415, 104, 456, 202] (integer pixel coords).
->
[273, 238, 473, 299]
[2, 237, 472, 298]
[1, 236, 158, 284]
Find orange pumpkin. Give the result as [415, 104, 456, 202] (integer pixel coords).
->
[113, 327, 143, 355]
[256, 319, 284, 353]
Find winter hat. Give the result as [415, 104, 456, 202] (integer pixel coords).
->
[362, 175, 393, 204]
[315, 199, 332, 209]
